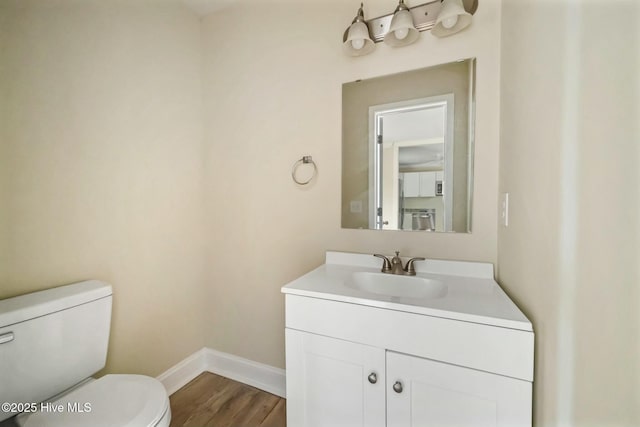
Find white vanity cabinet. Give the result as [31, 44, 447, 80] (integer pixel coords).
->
[285, 297, 532, 427]
[386, 351, 531, 427]
[283, 252, 534, 427]
[285, 330, 386, 427]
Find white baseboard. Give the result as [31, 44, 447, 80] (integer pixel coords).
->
[202, 348, 286, 398]
[157, 347, 286, 398]
[156, 348, 208, 395]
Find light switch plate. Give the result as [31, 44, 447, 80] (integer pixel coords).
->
[350, 200, 362, 214]
[500, 193, 509, 227]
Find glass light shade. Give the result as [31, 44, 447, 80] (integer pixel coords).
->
[432, 0, 472, 38]
[395, 28, 409, 40]
[343, 21, 375, 56]
[442, 15, 458, 29]
[384, 8, 419, 47]
[351, 38, 365, 50]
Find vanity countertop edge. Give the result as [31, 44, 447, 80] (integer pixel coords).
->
[281, 251, 533, 332]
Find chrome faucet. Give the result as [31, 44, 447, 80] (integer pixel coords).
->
[373, 252, 425, 276]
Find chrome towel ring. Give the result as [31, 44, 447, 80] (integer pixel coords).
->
[291, 156, 317, 185]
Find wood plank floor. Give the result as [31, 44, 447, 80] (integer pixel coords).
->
[169, 372, 286, 427]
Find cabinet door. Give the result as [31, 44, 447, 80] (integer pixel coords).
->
[285, 329, 386, 427]
[419, 172, 436, 197]
[387, 351, 532, 427]
[403, 173, 420, 197]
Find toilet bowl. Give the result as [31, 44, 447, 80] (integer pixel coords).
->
[16, 375, 170, 427]
[0, 280, 172, 426]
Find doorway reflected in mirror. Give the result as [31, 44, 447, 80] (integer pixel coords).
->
[342, 58, 475, 233]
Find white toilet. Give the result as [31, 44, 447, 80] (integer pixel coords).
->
[0, 280, 171, 427]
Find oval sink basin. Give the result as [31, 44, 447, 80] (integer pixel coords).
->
[345, 272, 446, 299]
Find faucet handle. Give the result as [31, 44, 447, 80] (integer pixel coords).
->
[404, 257, 426, 276]
[373, 254, 392, 273]
[391, 251, 402, 266]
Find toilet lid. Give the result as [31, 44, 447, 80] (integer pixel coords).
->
[20, 375, 169, 427]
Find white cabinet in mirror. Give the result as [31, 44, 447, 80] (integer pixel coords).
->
[342, 59, 475, 233]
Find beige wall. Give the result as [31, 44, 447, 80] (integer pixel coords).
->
[3, 3, 638, 425]
[342, 60, 470, 231]
[201, 0, 502, 369]
[0, 0, 207, 377]
[499, 1, 639, 426]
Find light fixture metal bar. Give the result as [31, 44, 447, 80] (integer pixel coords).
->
[356, 0, 478, 43]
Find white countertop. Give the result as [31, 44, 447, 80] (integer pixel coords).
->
[281, 251, 532, 331]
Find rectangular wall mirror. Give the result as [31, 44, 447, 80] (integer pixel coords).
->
[342, 58, 476, 233]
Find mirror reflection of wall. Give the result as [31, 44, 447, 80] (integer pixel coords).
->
[342, 58, 475, 233]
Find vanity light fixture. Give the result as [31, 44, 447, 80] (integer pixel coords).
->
[342, 0, 477, 56]
[343, 3, 376, 57]
[431, 0, 472, 37]
[384, 0, 419, 47]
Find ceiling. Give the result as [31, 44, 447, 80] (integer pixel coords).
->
[384, 107, 445, 168]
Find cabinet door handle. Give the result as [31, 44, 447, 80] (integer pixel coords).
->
[367, 372, 377, 384]
[393, 380, 403, 393]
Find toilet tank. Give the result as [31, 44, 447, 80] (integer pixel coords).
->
[0, 280, 112, 422]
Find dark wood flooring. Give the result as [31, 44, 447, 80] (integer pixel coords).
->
[169, 372, 286, 427]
